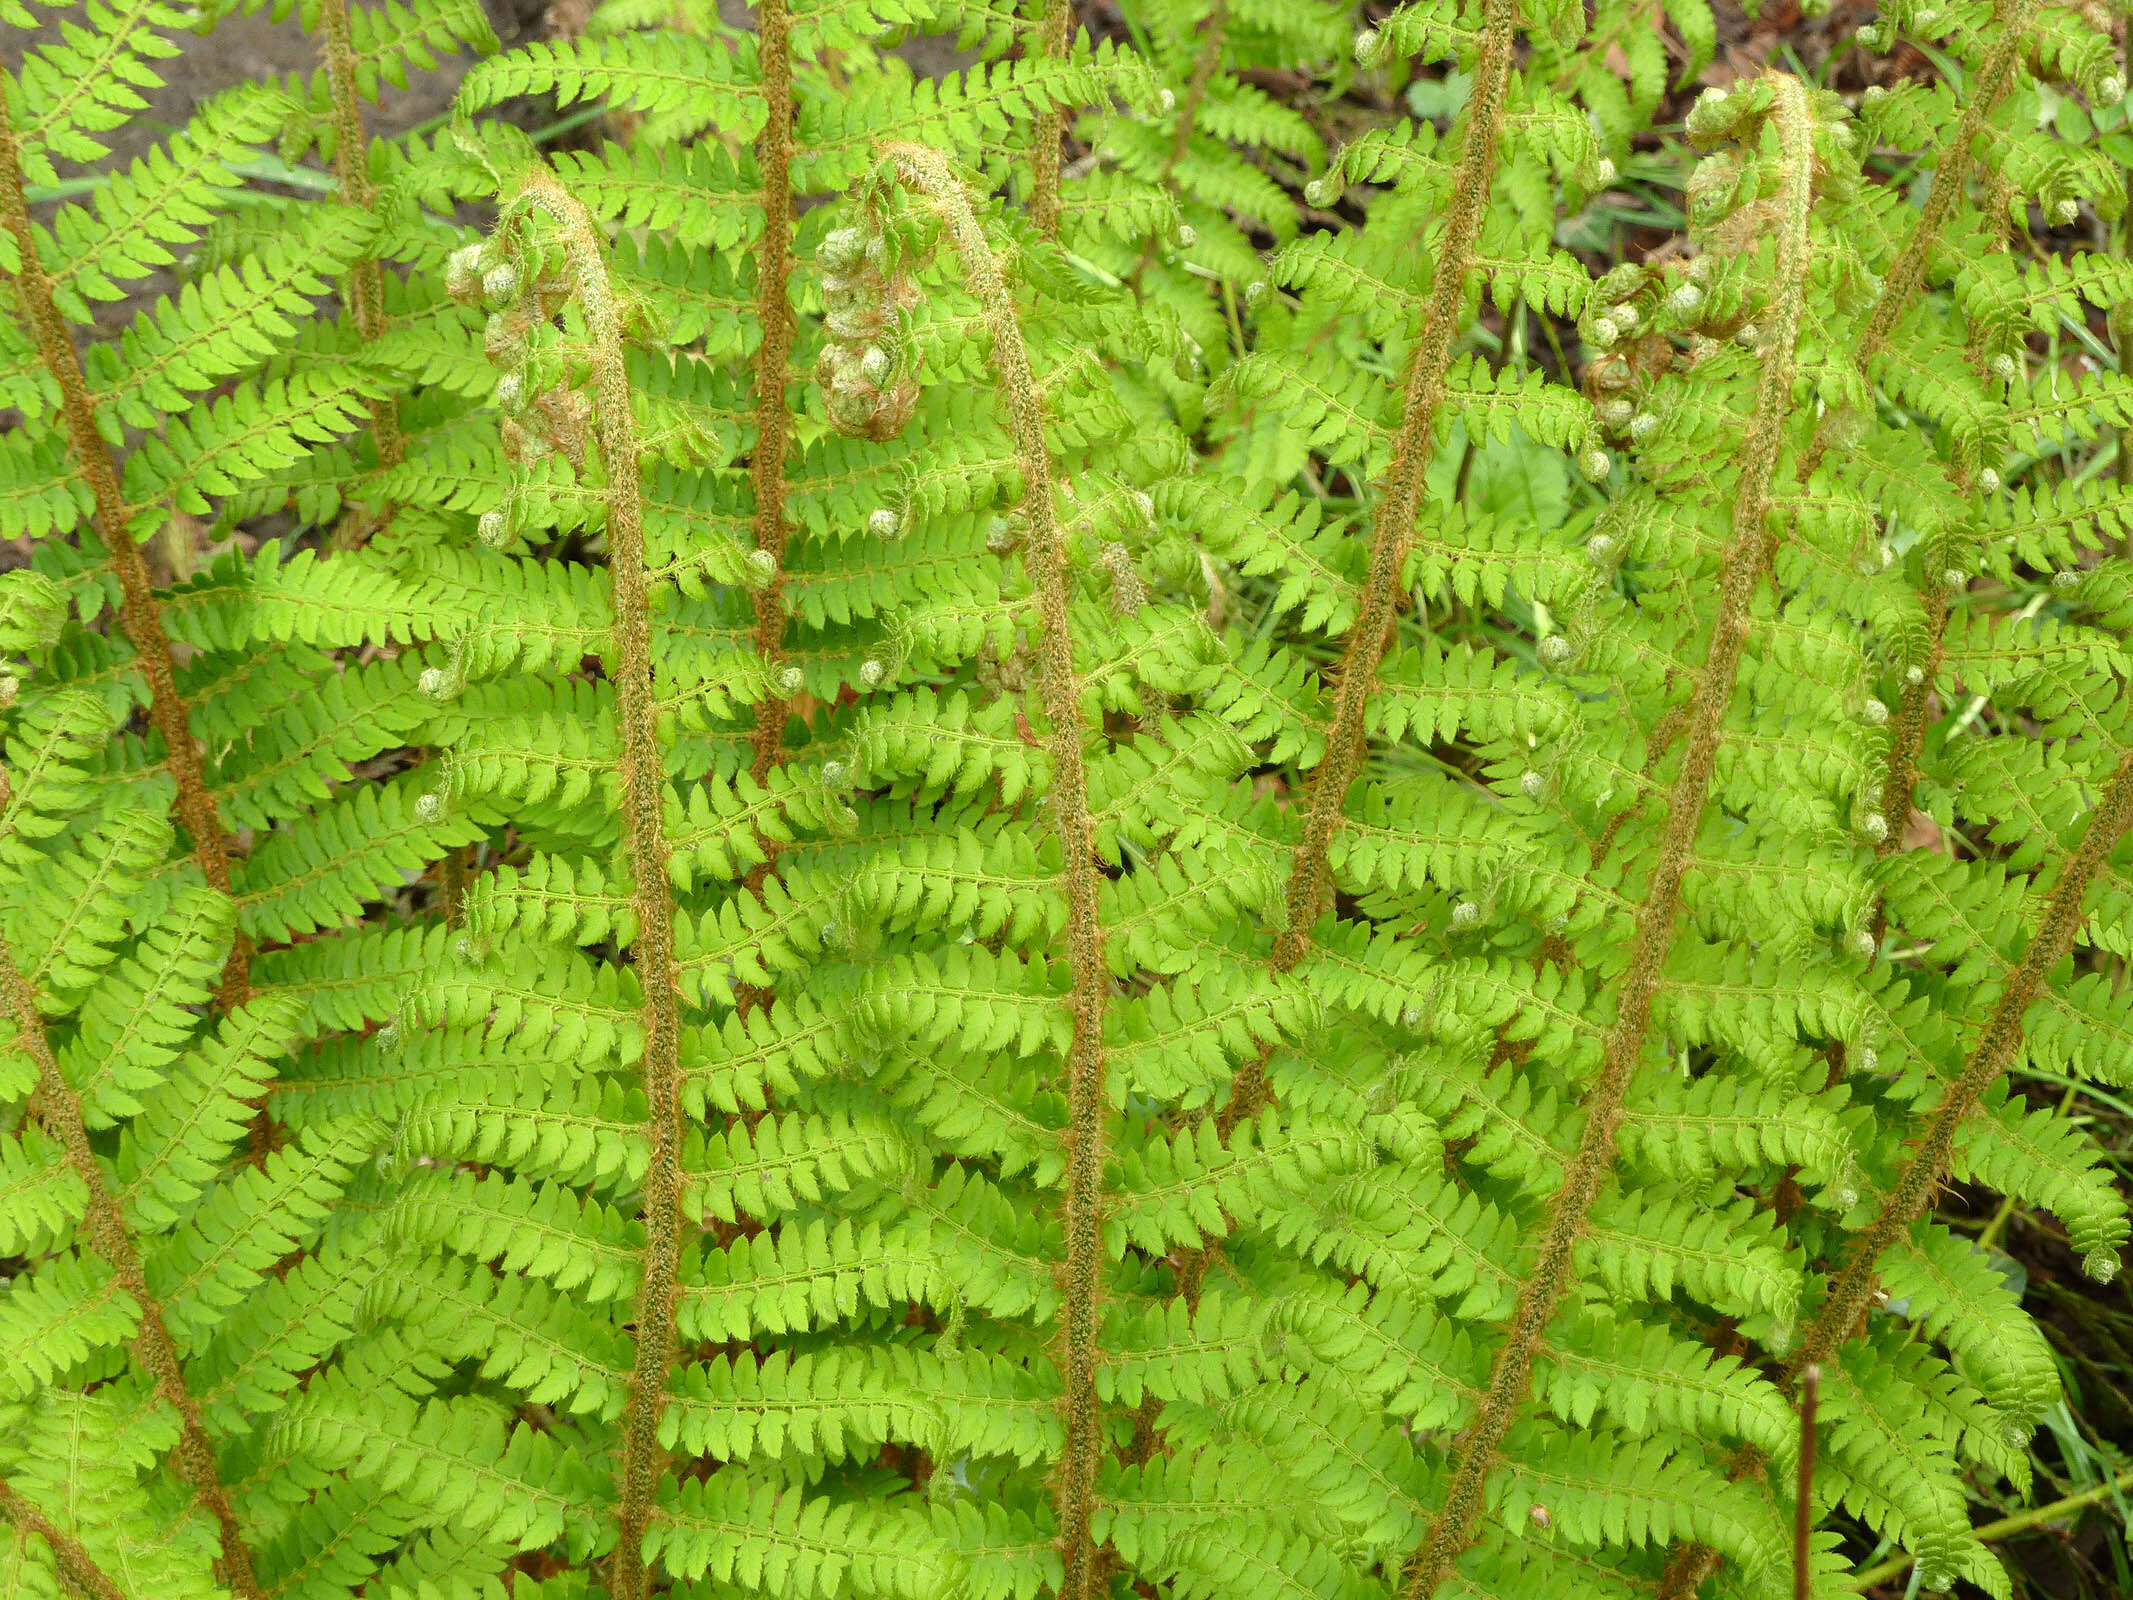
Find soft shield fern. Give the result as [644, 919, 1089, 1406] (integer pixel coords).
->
[7, 0, 2133, 1596]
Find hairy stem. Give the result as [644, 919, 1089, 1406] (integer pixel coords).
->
[315, 0, 404, 544]
[0, 1479, 130, 1600]
[506, 171, 682, 1600]
[748, 0, 797, 788]
[0, 928, 264, 1600]
[883, 142, 1111, 1600]
[1798, 748, 2133, 1372]
[1214, 0, 1516, 1137]
[1028, 0, 1072, 237]
[1398, 75, 1817, 1600]
[0, 91, 249, 1008]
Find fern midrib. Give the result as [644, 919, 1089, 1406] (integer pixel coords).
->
[0, 1478, 130, 1600]
[1221, 0, 1517, 1141]
[0, 925, 267, 1600]
[1397, 73, 1818, 1600]
[506, 171, 684, 1600]
[0, 92, 251, 1011]
[883, 140, 1113, 1599]
[1803, 746, 2133, 1368]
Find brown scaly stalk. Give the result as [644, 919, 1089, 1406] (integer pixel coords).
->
[0, 92, 250, 1010]
[1028, 0, 1073, 238]
[1397, 74, 1818, 1600]
[1214, 0, 1518, 1136]
[1800, 748, 2133, 1369]
[0, 925, 266, 1600]
[316, 0, 404, 541]
[880, 141, 1112, 1600]
[499, 170, 682, 1600]
[748, 0, 798, 789]
[0, 1479, 130, 1600]
[1660, 750, 2133, 1598]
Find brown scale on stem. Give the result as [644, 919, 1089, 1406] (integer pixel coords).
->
[877, 141, 1113, 1600]
[0, 912, 266, 1599]
[0, 89, 250, 1009]
[487, 170, 683, 1600]
[1398, 74, 1818, 1600]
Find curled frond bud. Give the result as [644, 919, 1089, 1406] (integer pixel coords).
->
[869, 507, 900, 540]
[1175, 222, 1197, 248]
[494, 371, 526, 413]
[1246, 280, 1268, 305]
[1593, 157, 1617, 186]
[1529, 1505, 1551, 1531]
[1353, 26, 1384, 67]
[1609, 303, 1639, 332]
[1600, 398, 1634, 428]
[858, 658, 886, 689]
[2085, 1248, 2120, 1283]
[821, 226, 865, 269]
[1304, 177, 1336, 207]
[1905, 664, 1925, 684]
[2054, 198, 2081, 226]
[481, 264, 521, 306]
[1538, 634, 1573, 666]
[1848, 927, 1878, 961]
[1628, 412, 1658, 442]
[1990, 353, 2018, 381]
[1685, 87, 1732, 140]
[1157, 88, 1176, 113]
[0, 674, 18, 710]
[1860, 698, 1888, 726]
[1858, 1046, 1880, 1072]
[1585, 315, 1619, 349]
[1941, 569, 1967, 590]
[1579, 448, 1611, 483]
[414, 792, 445, 824]
[776, 663, 806, 695]
[1736, 323, 1761, 348]
[1666, 282, 1705, 315]
[477, 509, 510, 548]
[418, 667, 456, 701]
[2054, 567, 2082, 591]
[1450, 901, 1480, 928]
[1586, 533, 1617, 566]
[1862, 811, 1889, 842]
[1978, 467, 2001, 493]
[1520, 770, 1545, 798]
[2101, 75, 2127, 105]
[820, 759, 850, 789]
[858, 346, 891, 384]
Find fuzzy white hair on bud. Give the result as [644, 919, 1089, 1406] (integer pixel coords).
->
[1304, 178, 1334, 206]
[1942, 568, 1966, 590]
[1858, 1046, 1880, 1072]
[1593, 157, 1617, 186]
[1861, 698, 1888, 726]
[449, 244, 483, 278]
[1862, 812, 1889, 842]
[1246, 280, 1268, 305]
[1450, 901, 1480, 928]
[858, 658, 886, 689]
[414, 792, 445, 824]
[1353, 26, 1383, 66]
[2086, 1248, 2120, 1284]
[1978, 467, 2001, 493]
[1610, 303, 1639, 332]
[1538, 634, 1572, 666]
[858, 346, 890, 384]
[418, 667, 454, 700]
[2055, 198, 2081, 225]
[1862, 84, 1887, 102]
[1174, 222, 1197, 247]
[1600, 398, 1634, 428]
[1905, 664, 1925, 684]
[481, 264, 520, 305]
[1667, 282, 1704, 315]
[1157, 88, 1176, 113]
[494, 371, 524, 412]
[1736, 323, 1761, 348]
[868, 508, 900, 540]
[1990, 353, 2018, 381]
[776, 664, 806, 695]
[748, 548, 779, 583]
[821, 226, 865, 268]
[1579, 449, 1612, 483]
[2102, 75, 2127, 104]
[1586, 533, 1617, 566]
[820, 759, 849, 789]
[1586, 315, 1619, 349]
[1849, 927, 1878, 961]
[1629, 412, 1658, 442]
[1520, 770, 1546, 798]
[477, 510, 510, 547]
[2054, 567, 2082, 591]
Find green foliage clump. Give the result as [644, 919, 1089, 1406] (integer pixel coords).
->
[5, 0, 2133, 1596]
